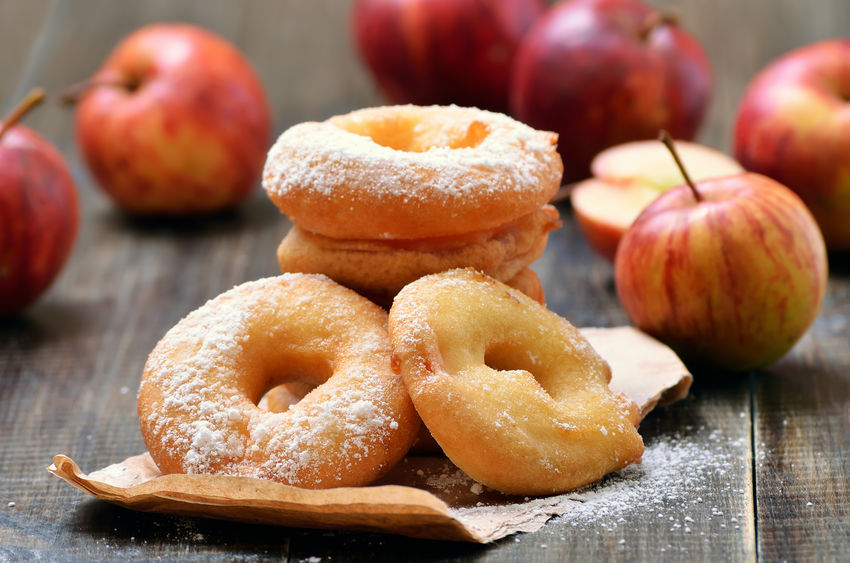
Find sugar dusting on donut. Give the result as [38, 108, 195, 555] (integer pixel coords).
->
[263, 105, 563, 239]
[138, 274, 420, 488]
[266, 117, 547, 197]
[247, 378, 399, 484]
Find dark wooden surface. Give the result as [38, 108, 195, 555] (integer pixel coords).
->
[1, 1, 848, 561]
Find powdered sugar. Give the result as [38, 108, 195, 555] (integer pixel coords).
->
[425, 464, 472, 491]
[267, 120, 537, 198]
[266, 105, 556, 200]
[447, 424, 748, 543]
[557, 431, 744, 527]
[248, 385, 398, 485]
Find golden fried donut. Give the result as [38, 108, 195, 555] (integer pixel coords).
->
[263, 105, 563, 239]
[504, 267, 545, 305]
[276, 205, 560, 305]
[137, 274, 420, 488]
[388, 269, 644, 495]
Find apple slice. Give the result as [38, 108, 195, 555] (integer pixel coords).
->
[592, 140, 746, 190]
[572, 140, 744, 262]
[571, 179, 660, 262]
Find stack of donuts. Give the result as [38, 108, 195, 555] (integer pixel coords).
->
[137, 105, 646, 497]
[261, 104, 563, 305]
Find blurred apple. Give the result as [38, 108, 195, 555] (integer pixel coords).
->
[72, 23, 271, 215]
[734, 38, 850, 251]
[352, 0, 545, 113]
[0, 89, 79, 315]
[572, 140, 743, 261]
[511, 0, 712, 183]
[615, 134, 828, 372]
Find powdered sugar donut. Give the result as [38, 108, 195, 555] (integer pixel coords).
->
[137, 274, 420, 488]
[388, 269, 644, 495]
[263, 105, 563, 239]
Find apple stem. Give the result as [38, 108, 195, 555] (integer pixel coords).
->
[658, 130, 702, 202]
[59, 77, 135, 106]
[0, 87, 47, 142]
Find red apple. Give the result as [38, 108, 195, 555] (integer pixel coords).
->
[614, 135, 828, 372]
[0, 89, 79, 315]
[572, 140, 743, 261]
[511, 0, 712, 183]
[72, 23, 271, 215]
[352, 0, 545, 113]
[734, 38, 850, 251]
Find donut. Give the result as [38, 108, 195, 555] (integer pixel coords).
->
[263, 105, 563, 240]
[388, 269, 644, 495]
[137, 274, 420, 488]
[504, 267, 545, 305]
[276, 205, 560, 304]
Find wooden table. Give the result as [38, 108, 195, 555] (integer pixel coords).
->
[1, 1, 848, 560]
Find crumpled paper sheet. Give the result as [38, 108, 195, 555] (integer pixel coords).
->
[49, 326, 691, 543]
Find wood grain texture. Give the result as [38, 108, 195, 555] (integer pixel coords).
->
[0, 0, 848, 560]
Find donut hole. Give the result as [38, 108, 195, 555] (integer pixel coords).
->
[258, 381, 317, 413]
[332, 114, 490, 152]
[254, 353, 331, 412]
[485, 339, 603, 404]
[484, 343, 553, 392]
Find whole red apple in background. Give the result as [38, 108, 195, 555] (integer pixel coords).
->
[734, 38, 850, 251]
[352, 0, 545, 113]
[73, 23, 271, 215]
[572, 139, 743, 261]
[0, 89, 79, 315]
[511, 0, 712, 183]
[615, 134, 827, 373]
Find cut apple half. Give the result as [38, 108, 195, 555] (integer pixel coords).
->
[572, 179, 660, 262]
[572, 140, 744, 262]
[591, 139, 746, 190]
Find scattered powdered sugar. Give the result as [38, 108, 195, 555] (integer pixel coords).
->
[450, 425, 748, 543]
[425, 465, 473, 491]
[559, 436, 733, 525]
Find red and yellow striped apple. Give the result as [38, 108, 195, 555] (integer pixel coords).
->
[73, 23, 271, 215]
[734, 38, 850, 251]
[614, 135, 828, 372]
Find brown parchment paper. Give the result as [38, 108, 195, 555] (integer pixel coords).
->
[49, 326, 691, 543]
